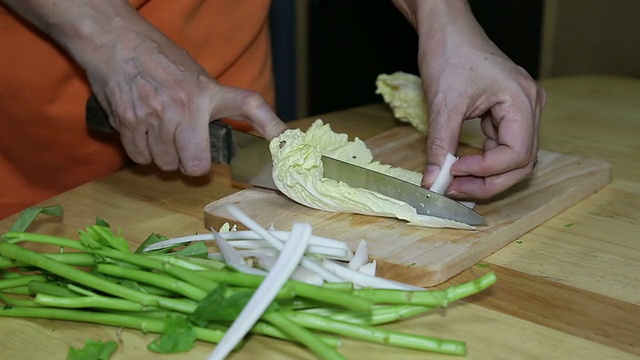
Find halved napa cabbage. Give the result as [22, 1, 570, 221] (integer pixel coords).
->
[269, 120, 472, 230]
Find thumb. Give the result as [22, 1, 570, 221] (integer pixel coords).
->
[422, 107, 462, 188]
[213, 86, 287, 140]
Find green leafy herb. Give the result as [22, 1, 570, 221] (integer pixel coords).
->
[515, 240, 523, 244]
[7, 205, 63, 233]
[95, 218, 110, 228]
[0, 207, 499, 359]
[88, 226, 130, 253]
[564, 223, 574, 228]
[134, 233, 169, 254]
[475, 263, 491, 268]
[206, 290, 258, 322]
[174, 242, 208, 259]
[67, 339, 117, 360]
[189, 283, 277, 327]
[189, 282, 228, 326]
[147, 315, 196, 353]
[78, 226, 130, 253]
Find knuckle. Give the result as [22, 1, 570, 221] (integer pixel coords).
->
[426, 137, 449, 155]
[538, 87, 548, 108]
[182, 159, 209, 176]
[169, 89, 191, 113]
[113, 104, 137, 127]
[239, 90, 267, 113]
[514, 150, 533, 169]
[146, 97, 166, 117]
[156, 161, 179, 172]
[128, 152, 151, 165]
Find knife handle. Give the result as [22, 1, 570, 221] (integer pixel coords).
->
[85, 94, 234, 164]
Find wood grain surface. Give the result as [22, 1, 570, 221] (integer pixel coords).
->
[0, 76, 638, 359]
[204, 126, 610, 286]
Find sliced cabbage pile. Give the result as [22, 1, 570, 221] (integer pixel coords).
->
[269, 120, 472, 230]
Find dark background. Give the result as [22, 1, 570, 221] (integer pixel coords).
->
[270, 1, 544, 120]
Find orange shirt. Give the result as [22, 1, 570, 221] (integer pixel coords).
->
[0, 0, 274, 219]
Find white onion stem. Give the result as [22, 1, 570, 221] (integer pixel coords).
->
[208, 248, 279, 261]
[144, 231, 353, 260]
[358, 261, 377, 276]
[348, 240, 369, 270]
[210, 228, 268, 276]
[226, 205, 344, 283]
[429, 152, 458, 194]
[211, 228, 244, 264]
[253, 254, 324, 286]
[207, 222, 312, 360]
[221, 240, 350, 260]
[321, 259, 424, 291]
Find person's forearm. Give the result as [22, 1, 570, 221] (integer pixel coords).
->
[391, 0, 491, 55]
[0, 0, 156, 71]
[391, 0, 481, 33]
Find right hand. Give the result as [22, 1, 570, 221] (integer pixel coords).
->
[2, 0, 287, 176]
[85, 22, 286, 176]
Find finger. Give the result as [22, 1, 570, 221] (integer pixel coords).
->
[452, 101, 535, 177]
[110, 94, 152, 165]
[479, 113, 499, 152]
[421, 106, 463, 188]
[131, 85, 181, 171]
[447, 162, 535, 199]
[174, 106, 211, 176]
[147, 119, 180, 171]
[212, 87, 287, 140]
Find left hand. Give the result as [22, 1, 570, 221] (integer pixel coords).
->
[393, 0, 546, 199]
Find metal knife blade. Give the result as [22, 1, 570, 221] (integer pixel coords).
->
[321, 156, 486, 225]
[227, 129, 278, 190]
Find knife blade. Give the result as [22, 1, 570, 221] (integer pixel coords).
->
[85, 94, 485, 225]
[321, 156, 486, 225]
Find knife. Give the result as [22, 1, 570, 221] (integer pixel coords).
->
[86, 94, 486, 225]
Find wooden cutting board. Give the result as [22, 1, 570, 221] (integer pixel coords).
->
[204, 126, 610, 287]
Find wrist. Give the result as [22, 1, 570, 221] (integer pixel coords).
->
[394, 0, 477, 31]
[408, 1, 498, 65]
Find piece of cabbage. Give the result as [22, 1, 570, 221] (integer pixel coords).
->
[376, 71, 485, 148]
[269, 120, 472, 230]
[375, 72, 429, 134]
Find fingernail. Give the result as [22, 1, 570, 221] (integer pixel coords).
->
[446, 189, 467, 198]
[451, 169, 469, 176]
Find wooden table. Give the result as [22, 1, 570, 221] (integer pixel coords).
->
[1, 76, 638, 359]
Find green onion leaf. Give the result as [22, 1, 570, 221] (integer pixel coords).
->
[7, 205, 63, 233]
